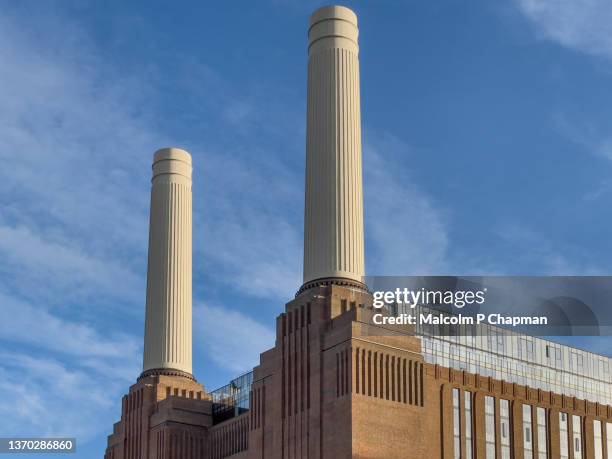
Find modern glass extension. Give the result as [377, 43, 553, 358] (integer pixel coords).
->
[412, 305, 612, 405]
[210, 371, 253, 424]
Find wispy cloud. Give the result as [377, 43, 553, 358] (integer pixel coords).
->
[196, 151, 303, 301]
[0, 4, 192, 448]
[494, 223, 603, 275]
[194, 304, 276, 374]
[0, 291, 140, 360]
[364, 133, 449, 275]
[554, 114, 612, 161]
[583, 179, 612, 201]
[514, 0, 612, 58]
[0, 224, 143, 306]
[551, 114, 612, 200]
[0, 353, 137, 441]
[0, 2, 303, 449]
[0, 6, 159, 316]
[0, 8, 155, 443]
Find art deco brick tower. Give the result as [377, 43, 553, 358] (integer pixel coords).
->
[105, 149, 211, 459]
[302, 6, 366, 290]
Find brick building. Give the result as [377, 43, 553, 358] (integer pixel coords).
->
[104, 5, 612, 459]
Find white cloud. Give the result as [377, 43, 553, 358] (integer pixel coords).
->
[0, 5, 160, 448]
[194, 304, 276, 374]
[0, 3, 302, 448]
[0, 0, 306, 309]
[0, 224, 143, 305]
[0, 7, 160, 315]
[515, 0, 612, 58]
[583, 179, 612, 201]
[0, 291, 141, 441]
[0, 353, 135, 441]
[364, 134, 449, 275]
[197, 152, 303, 301]
[0, 291, 140, 360]
[550, 114, 612, 200]
[495, 223, 603, 275]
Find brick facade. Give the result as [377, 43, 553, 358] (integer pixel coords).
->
[105, 284, 612, 458]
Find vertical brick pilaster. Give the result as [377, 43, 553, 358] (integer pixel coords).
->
[441, 384, 454, 459]
[513, 400, 525, 459]
[474, 391, 486, 459]
[584, 416, 595, 459]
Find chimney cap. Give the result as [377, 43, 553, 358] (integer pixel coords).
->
[153, 147, 192, 165]
[309, 5, 358, 28]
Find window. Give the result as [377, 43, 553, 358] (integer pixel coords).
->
[523, 405, 533, 459]
[526, 340, 534, 360]
[555, 348, 563, 366]
[537, 407, 547, 459]
[486, 396, 496, 459]
[573, 415, 582, 459]
[453, 389, 460, 459]
[497, 333, 505, 352]
[594, 420, 603, 459]
[519, 338, 527, 358]
[465, 392, 473, 459]
[571, 352, 584, 372]
[500, 399, 511, 459]
[560, 413, 569, 459]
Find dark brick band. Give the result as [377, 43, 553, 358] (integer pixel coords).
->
[295, 277, 369, 297]
[138, 368, 196, 381]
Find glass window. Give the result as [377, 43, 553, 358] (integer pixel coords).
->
[210, 371, 254, 422]
[560, 412, 569, 459]
[465, 392, 473, 459]
[594, 420, 603, 459]
[537, 407, 547, 459]
[519, 338, 527, 358]
[486, 396, 496, 459]
[453, 388, 460, 459]
[526, 340, 534, 360]
[497, 333, 505, 351]
[415, 314, 612, 407]
[500, 399, 511, 459]
[573, 415, 582, 459]
[523, 405, 533, 459]
[555, 348, 563, 366]
[571, 352, 585, 372]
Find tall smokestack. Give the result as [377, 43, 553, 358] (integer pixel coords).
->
[303, 6, 365, 287]
[142, 148, 193, 378]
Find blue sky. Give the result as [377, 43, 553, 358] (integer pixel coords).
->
[2, 0, 612, 456]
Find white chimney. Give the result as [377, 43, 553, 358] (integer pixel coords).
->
[303, 6, 366, 286]
[142, 147, 193, 378]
